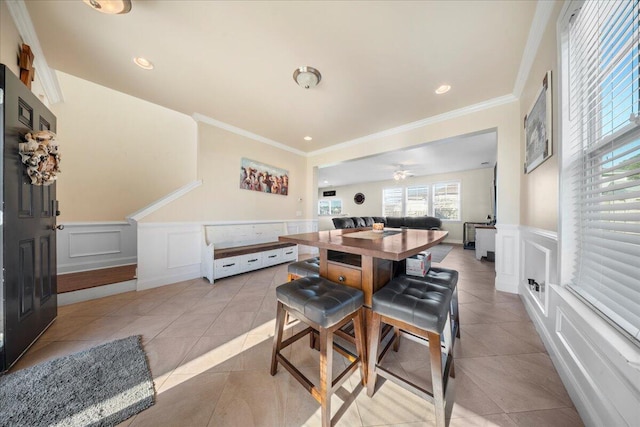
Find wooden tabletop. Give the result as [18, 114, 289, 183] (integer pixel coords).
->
[279, 228, 448, 261]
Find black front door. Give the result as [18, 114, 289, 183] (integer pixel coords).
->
[1, 64, 58, 371]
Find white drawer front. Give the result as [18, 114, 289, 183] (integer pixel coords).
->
[214, 256, 241, 279]
[282, 245, 298, 262]
[240, 253, 263, 272]
[262, 249, 282, 266]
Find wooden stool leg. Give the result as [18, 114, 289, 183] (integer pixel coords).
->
[392, 326, 401, 352]
[319, 327, 333, 427]
[427, 331, 446, 427]
[352, 308, 367, 385]
[366, 312, 383, 397]
[270, 301, 287, 375]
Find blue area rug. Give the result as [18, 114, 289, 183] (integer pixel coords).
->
[0, 335, 155, 427]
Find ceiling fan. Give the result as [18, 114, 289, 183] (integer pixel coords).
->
[393, 166, 413, 180]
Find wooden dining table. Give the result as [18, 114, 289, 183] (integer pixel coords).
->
[279, 227, 448, 306]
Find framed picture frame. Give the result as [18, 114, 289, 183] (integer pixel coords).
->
[524, 70, 552, 174]
[239, 158, 289, 195]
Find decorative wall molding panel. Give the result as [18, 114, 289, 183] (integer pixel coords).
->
[495, 223, 520, 293]
[137, 223, 202, 291]
[519, 226, 640, 427]
[57, 222, 137, 274]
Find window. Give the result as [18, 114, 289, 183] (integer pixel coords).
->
[318, 199, 342, 216]
[561, 0, 640, 341]
[382, 187, 403, 216]
[406, 185, 429, 217]
[432, 182, 460, 221]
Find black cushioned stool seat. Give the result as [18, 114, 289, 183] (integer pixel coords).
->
[287, 257, 320, 281]
[271, 277, 366, 427]
[367, 275, 456, 427]
[400, 267, 460, 338]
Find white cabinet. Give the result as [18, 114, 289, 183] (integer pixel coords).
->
[214, 256, 241, 279]
[240, 253, 263, 272]
[282, 246, 298, 262]
[475, 226, 496, 260]
[262, 249, 282, 267]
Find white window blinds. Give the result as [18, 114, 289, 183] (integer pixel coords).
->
[406, 185, 429, 217]
[564, 0, 640, 340]
[382, 188, 404, 217]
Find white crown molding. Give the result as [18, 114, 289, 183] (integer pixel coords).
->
[512, 0, 556, 98]
[307, 94, 518, 157]
[126, 180, 202, 222]
[6, 0, 64, 104]
[192, 113, 307, 157]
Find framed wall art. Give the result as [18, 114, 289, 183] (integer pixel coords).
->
[239, 158, 289, 195]
[524, 70, 552, 174]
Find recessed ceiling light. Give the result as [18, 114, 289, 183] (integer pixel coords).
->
[323, 180, 329, 184]
[435, 84, 451, 95]
[304, 136, 313, 141]
[133, 57, 154, 70]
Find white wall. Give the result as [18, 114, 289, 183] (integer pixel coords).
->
[50, 71, 197, 222]
[316, 167, 494, 243]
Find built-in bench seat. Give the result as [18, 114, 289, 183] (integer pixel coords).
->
[202, 222, 299, 283]
[214, 242, 296, 259]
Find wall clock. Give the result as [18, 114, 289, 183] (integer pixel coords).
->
[354, 193, 365, 205]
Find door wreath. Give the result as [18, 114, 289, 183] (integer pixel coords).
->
[18, 130, 60, 185]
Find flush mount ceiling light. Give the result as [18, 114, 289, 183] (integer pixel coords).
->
[83, 0, 132, 14]
[435, 84, 451, 94]
[304, 136, 313, 141]
[293, 66, 322, 89]
[133, 57, 154, 70]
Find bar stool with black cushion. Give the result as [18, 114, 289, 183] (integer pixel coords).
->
[400, 267, 460, 339]
[287, 256, 320, 281]
[367, 276, 454, 427]
[271, 276, 367, 427]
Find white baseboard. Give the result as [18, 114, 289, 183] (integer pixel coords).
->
[136, 269, 203, 291]
[57, 280, 137, 306]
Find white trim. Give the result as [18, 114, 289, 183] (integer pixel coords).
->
[58, 260, 136, 275]
[137, 218, 318, 228]
[512, 0, 556, 97]
[60, 221, 130, 226]
[308, 95, 518, 156]
[193, 113, 307, 156]
[5, 0, 63, 104]
[126, 180, 202, 222]
[57, 280, 137, 306]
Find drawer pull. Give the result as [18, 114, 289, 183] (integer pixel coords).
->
[268, 255, 277, 258]
[248, 259, 258, 263]
[338, 276, 346, 282]
[223, 263, 236, 267]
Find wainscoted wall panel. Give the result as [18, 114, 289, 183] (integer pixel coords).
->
[495, 224, 519, 293]
[167, 231, 201, 269]
[57, 222, 137, 274]
[69, 230, 121, 257]
[519, 227, 640, 427]
[137, 223, 202, 291]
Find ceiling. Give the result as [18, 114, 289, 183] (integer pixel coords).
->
[23, 0, 537, 155]
[318, 130, 497, 188]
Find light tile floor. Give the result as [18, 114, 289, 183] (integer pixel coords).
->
[13, 246, 584, 427]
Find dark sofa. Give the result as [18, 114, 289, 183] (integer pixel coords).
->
[332, 216, 442, 230]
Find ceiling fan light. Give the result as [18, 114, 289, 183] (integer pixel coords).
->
[83, 0, 132, 14]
